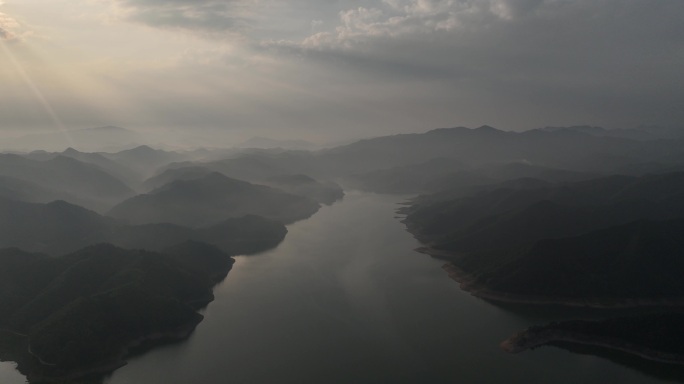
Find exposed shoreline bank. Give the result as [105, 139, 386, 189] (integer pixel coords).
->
[416, 247, 684, 309]
[3, 309, 205, 383]
[501, 327, 684, 366]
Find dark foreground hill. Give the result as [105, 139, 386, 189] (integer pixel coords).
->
[0, 242, 234, 383]
[109, 172, 321, 227]
[442, 218, 684, 305]
[403, 172, 684, 305]
[403, 172, 684, 253]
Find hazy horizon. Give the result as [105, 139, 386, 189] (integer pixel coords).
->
[2, 0, 683, 145]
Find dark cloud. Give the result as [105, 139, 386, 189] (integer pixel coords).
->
[257, 0, 684, 130]
[264, 2, 682, 92]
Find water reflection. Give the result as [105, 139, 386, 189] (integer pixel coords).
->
[105, 193, 679, 384]
[0, 362, 25, 383]
[1, 193, 679, 383]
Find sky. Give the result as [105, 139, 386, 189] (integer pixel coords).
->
[1, 0, 683, 144]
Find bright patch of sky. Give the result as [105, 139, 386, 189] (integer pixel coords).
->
[1, 0, 683, 144]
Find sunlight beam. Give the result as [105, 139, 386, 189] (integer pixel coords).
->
[0, 39, 74, 147]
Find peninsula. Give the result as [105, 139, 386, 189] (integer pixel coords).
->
[501, 313, 684, 365]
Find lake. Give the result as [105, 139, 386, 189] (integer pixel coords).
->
[2, 192, 679, 383]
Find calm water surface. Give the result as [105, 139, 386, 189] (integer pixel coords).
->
[1, 192, 679, 383]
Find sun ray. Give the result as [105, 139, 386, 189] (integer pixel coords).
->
[0, 39, 74, 147]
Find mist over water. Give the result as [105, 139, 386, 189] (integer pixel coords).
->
[103, 192, 671, 384]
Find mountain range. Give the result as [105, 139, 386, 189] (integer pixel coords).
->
[109, 172, 321, 227]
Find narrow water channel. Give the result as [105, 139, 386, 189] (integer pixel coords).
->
[107, 192, 676, 384]
[1, 192, 676, 383]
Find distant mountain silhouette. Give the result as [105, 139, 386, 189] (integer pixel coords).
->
[158, 154, 302, 182]
[343, 158, 476, 194]
[345, 158, 598, 194]
[262, 174, 344, 205]
[109, 172, 320, 227]
[144, 167, 343, 205]
[60, 147, 145, 187]
[239, 137, 317, 150]
[3, 126, 144, 152]
[20, 147, 144, 189]
[141, 166, 215, 192]
[158, 126, 684, 186]
[0, 176, 84, 205]
[0, 154, 135, 212]
[101, 145, 189, 179]
[537, 125, 657, 141]
[313, 126, 684, 176]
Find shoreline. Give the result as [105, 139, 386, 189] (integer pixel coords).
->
[501, 328, 684, 366]
[18, 317, 203, 383]
[416, 247, 684, 309]
[413, 241, 684, 367]
[0, 242, 240, 383]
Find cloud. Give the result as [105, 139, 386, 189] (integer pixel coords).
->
[0, 27, 11, 41]
[5, 0, 682, 137]
[259, 1, 683, 89]
[256, 0, 684, 130]
[0, 11, 20, 41]
[111, 0, 252, 37]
